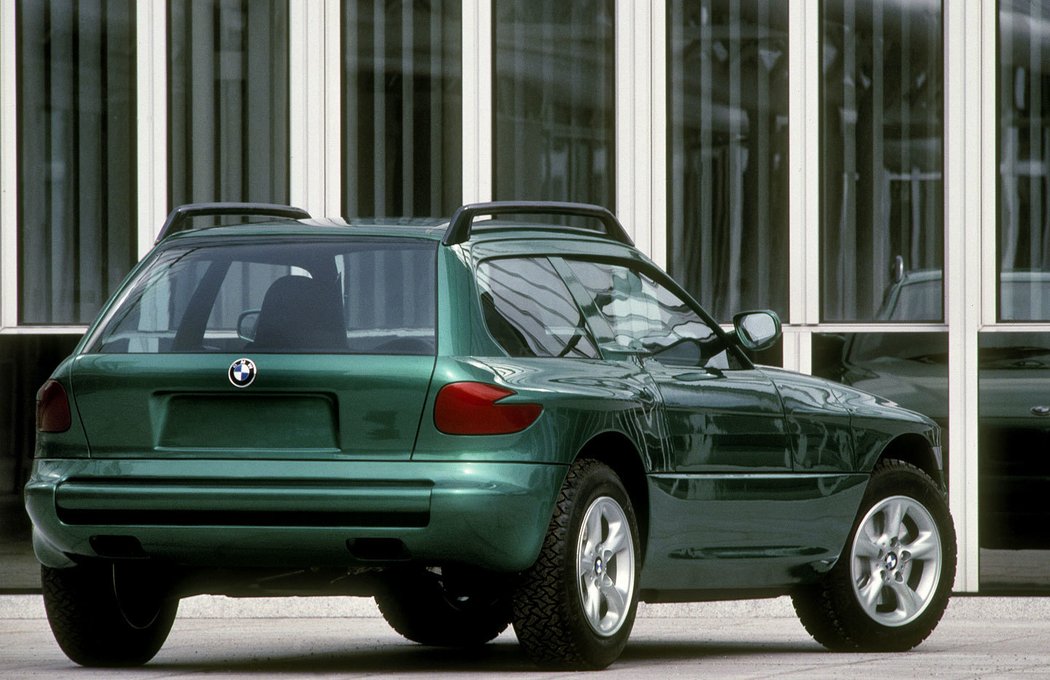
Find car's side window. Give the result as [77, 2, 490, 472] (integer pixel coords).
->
[565, 259, 733, 369]
[477, 257, 599, 359]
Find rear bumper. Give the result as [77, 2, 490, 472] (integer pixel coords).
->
[25, 458, 566, 573]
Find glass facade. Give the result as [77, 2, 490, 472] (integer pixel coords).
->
[168, 0, 289, 206]
[493, 0, 615, 207]
[342, 0, 461, 217]
[0, 0, 1044, 594]
[820, 0, 944, 322]
[16, 0, 138, 325]
[978, 331, 1050, 590]
[999, 1, 1050, 321]
[667, 0, 789, 323]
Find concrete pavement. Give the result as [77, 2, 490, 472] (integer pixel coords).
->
[1, 594, 1048, 678]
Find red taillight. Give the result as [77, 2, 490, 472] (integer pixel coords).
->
[434, 382, 542, 435]
[37, 380, 71, 433]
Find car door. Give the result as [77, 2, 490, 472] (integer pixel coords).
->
[559, 258, 850, 592]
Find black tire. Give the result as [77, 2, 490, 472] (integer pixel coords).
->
[376, 568, 511, 647]
[42, 561, 178, 667]
[512, 458, 640, 669]
[792, 458, 956, 652]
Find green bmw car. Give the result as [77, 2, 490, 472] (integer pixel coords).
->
[25, 201, 955, 669]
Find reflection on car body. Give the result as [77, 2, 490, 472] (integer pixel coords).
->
[27, 202, 955, 669]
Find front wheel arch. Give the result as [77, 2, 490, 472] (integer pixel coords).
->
[875, 433, 944, 489]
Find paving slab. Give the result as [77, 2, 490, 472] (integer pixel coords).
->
[1, 595, 1049, 678]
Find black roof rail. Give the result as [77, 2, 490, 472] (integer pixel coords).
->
[155, 202, 312, 243]
[442, 201, 634, 247]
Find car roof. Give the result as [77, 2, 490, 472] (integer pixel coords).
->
[156, 201, 636, 250]
[161, 218, 451, 243]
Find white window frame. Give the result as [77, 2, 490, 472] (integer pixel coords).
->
[1, 0, 17, 332]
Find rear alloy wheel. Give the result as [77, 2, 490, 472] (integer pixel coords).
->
[376, 569, 511, 647]
[42, 561, 178, 667]
[513, 459, 640, 669]
[792, 459, 956, 651]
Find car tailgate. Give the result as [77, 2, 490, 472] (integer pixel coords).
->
[70, 353, 436, 460]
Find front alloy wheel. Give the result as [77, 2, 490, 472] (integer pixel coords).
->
[792, 458, 956, 652]
[850, 495, 943, 627]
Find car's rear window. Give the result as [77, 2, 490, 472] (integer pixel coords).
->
[87, 238, 437, 354]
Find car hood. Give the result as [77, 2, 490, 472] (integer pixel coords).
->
[759, 365, 937, 429]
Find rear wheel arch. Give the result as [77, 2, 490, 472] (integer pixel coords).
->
[573, 431, 649, 562]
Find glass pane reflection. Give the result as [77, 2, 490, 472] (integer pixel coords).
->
[343, 0, 462, 217]
[999, 2, 1050, 321]
[667, 0, 789, 323]
[820, 0, 944, 322]
[813, 332, 948, 427]
[17, 0, 138, 324]
[169, 0, 289, 206]
[494, 0, 615, 207]
[979, 331, 1050, 590]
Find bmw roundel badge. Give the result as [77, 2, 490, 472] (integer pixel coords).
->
[228, 358, 257, 388]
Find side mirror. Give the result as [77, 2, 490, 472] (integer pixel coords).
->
[732, 310, 781, 352]
[237, 309, 260, 342]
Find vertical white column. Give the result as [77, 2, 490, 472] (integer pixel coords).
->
[1, 0, 17, 329]
[324, 0, 341, 216]
[981, 2, 998, 328]
[785, 0, 821, 374]
[944, 0, 983, 594]
[462, 0, 493, 204]
[615, 0, 659, 258]
[135, 2, 167, 256]
[649, 1, 667, 267]
[290, 0, 341, 217]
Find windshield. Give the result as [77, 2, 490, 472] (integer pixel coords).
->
[87, 237, 437, 355]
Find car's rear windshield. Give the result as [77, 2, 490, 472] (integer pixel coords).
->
[87, 237, 437, 355]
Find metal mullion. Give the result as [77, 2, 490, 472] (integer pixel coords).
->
[787, 0, 820, 372]
[650, 0, 667, 267]
[0, 0, 17, 329]
[136, 0, 167, 252]
[462, 0, 492, 204]
[945, 0, 983, 594]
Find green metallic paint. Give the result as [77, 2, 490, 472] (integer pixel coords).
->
[763, 369, 857, 472]
[647, 364, 791, 473]
[763, 367, 941, 474]
[26, 220, 945, 601]
[413, 356, 661, 468]
[641, 473, 868, 591]
[26, 457, 563, 572]
[71, 354, 435, 460]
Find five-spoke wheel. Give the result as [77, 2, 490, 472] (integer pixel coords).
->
[577, 496, 636, 637]
[792, 458, 956, 651]
[850, 495, 943, 627]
